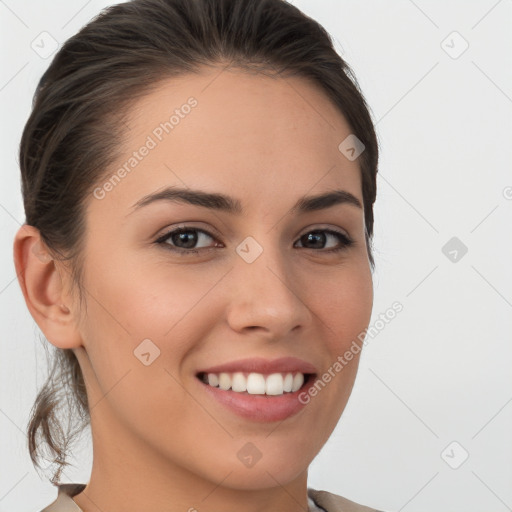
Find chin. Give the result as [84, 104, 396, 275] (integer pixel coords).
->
[199, 441, 312, 491]
[215, 460, 308, 491]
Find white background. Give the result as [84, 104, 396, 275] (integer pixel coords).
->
[1, 1, 511, 511]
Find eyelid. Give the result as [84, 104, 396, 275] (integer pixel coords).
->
[154, 222, 222, 241]
[296, 223, 350, 239]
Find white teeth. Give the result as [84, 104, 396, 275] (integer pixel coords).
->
[231, 372, 247, 392]
[202, 371, 307, 396]
[247, 373, 266, 394]
[218, 372, 231, 390]
[283, 373, 293, 392]
[265, 373, 284, 395]
[207, 373, 219, 387]
[292, 373, 304, 392]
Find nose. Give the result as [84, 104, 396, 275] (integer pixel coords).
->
[225, 241, 313, 340]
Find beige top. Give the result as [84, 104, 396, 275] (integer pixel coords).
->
[40, 483, 383, 512]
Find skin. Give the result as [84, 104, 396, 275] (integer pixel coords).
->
[13, 67, 374, 512]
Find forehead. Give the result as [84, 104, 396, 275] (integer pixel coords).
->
[91, 67, 363, 217]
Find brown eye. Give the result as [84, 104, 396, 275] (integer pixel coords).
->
[295, 229, 354, 252]
[155, 227, 220, 254]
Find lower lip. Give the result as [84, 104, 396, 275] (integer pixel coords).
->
[198, 377, 313, 422]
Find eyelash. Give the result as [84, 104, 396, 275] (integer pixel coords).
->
[154, 226, 354, 255]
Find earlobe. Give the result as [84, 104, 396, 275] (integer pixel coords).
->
[13, 224, 83, 349]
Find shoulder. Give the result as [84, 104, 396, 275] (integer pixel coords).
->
[308, 487, 386, 512]
[41, 484, 384, 512]
[39, 483, 86, 512]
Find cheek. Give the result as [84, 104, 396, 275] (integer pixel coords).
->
[303, 261, 372, 415]
[310, 260, 373, 350]
[79, 256, 226, 403]
[88, 253, 218, 339]
[77, 272, 233, 483]
[78, 261, 204, 445]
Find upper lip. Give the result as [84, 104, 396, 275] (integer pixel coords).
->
[197, 357, 317, 375]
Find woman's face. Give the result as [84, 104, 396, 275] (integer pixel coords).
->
[71, 67, 373, 491]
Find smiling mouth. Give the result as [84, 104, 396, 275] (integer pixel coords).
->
[196, 371, 314, 396]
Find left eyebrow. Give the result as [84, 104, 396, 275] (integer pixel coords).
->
[291, 189, 363, 213]
[127, 186, 363, 217]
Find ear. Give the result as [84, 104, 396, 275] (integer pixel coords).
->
[13, 224, 83, 349]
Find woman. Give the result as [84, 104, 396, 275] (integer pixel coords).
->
[13, 0, 383, 510]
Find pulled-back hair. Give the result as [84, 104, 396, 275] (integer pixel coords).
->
[19, 0, 379, 484]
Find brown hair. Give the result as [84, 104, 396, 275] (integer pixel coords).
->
[19, 0, 379, 484]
